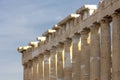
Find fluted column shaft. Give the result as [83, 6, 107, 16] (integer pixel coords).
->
[100, 18, 111, 80]
[64, 39, 72, 80]
[28, 61, 33, 80]
[38, 54, 44, 80]
[57, 43, 64, 80]
[26, 63, 29, 80]
[23, 64, 27, 80]
[50, 47, 57, 80]
[44, 51, 50, 80]
[112, 13, 120, 80]
[33, 58, 38, 80]
[90, 23, 100, 80]
[80, 30, 90, 80]
[72, 33, 81, 80]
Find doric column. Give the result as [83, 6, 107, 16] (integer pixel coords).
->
[112, 13, 120, 80]
[90, 23, 100, 80]
[38, 54, 44, 80]
[28, 61, 33, 80]
[57, 43, 64, 80]
[44, 51, 50, 80]
[72, 33, 81, 80]
[50, 47, 57, 80]
[26, 63, 29, 80]
[23, 64, 27, 80]
[33, 57, 39, 80]
[100, 18, 111, 80]
[63, 38, 72, 80]
[80, 29, 90, 80]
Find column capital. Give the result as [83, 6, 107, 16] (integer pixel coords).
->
[81, 29, 90, 35]
[26, 61, 32, 69]
[64, 38, 72, 47]
[33, 57, 38, 63]
[56, 43, 64, 52]
[80, 29, 90, 40]
[50, 46, 57, 52]
[44, 50, 50, 55]
[72, 33, 81, 43]
[112, 13, 120, 18]
[57, 42, 64, 48]
[91, 22, 100, 28]
[100, 17, 112, 24]
[90, 23, 100, 33]
[28, 60, 33, 65]
[38, 54, 44, 60]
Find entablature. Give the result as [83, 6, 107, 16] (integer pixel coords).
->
[29, 41, 38, 47]
[57, 14, 80, 26]
[37, 37, 46, 42]
[42, 29, 56, 36]
[17, 46, 32, 53]
[76, 5, 97, 20]
[76, 5, 97, 14]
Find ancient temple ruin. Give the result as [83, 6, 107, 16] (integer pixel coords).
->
[18, 0, 120, 80]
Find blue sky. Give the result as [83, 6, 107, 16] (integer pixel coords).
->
[0, 0, 99, 80]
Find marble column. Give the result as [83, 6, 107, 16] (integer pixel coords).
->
[100, 18, 111, 80]
[28, 61, 33, 80]
[26, 63, 29, 80]
[90, 23, 100, 80]
[38, 54, 44, 80]
[44, 51, 50, 80]
[33, 57, 38, 80]
[72, 33, 81, 80]
[112, 13, 120, 80]
[23, 64, 27, 80]
[50, 47, 57, 80]
[80, 29, 90, 80]
[57, 43, 64, 80]
[63, 38, 72, 80]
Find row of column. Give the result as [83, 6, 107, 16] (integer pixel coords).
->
[23, 13, 120, 80]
